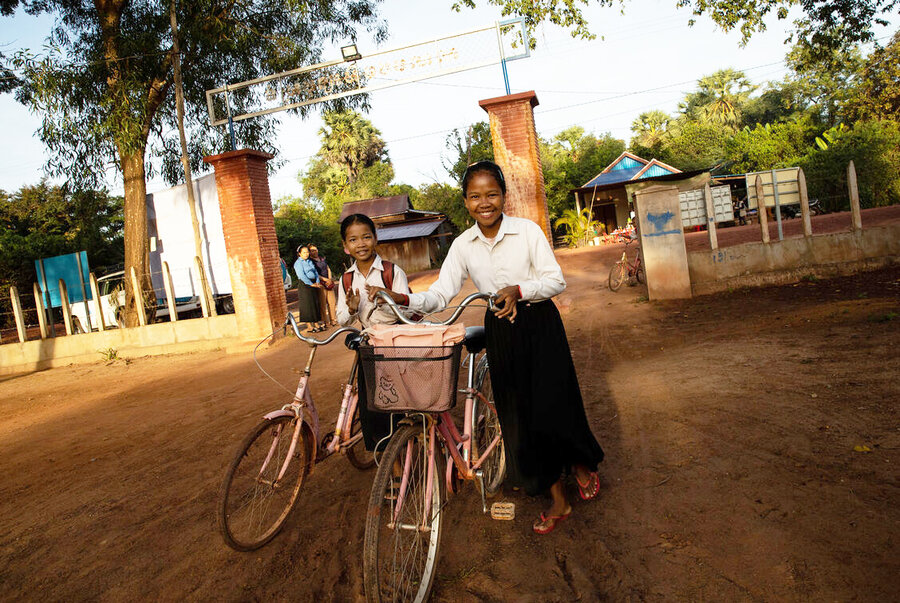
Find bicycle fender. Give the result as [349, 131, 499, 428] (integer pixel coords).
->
[263, 409, 295, 421]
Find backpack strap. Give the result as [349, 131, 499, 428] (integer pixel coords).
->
[381, 260, 395, 291]
[342, 271, 353, 297]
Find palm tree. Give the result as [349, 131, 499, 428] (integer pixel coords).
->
[630, 110, 670, 150]
[696, 69, 756, 127]
[319, 110, 387, 183]
[554, 208, 602, 247]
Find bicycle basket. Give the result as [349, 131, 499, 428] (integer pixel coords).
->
[359, 344, 462, 413]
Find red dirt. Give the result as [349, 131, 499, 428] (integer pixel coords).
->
[1, 243, 898, 601]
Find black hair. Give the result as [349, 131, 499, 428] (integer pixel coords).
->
[297, 245, 309, 255]
[462, 160, 507, 196]
[340, 213, 378, 240]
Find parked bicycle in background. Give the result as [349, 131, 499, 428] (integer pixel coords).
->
[608, 235, 644, 291]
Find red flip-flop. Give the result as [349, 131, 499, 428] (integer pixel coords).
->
[533, 508, 572, 535]
[575, 472, 600, 501]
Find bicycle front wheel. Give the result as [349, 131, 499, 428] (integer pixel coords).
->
[473, 357, 505, 497]
[346, 403, 376, 470]
[217, 415, 307, 551]
[608, 262, 627, 291]
[635, 264, 645, 284]
[363, 423, 444, 603]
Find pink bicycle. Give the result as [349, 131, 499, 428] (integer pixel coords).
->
[217, 315, 373, 551]
[362, 292, 506, 603]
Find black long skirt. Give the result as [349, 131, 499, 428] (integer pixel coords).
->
[485, 300, 604, 496]
[296, 283, 320, 323]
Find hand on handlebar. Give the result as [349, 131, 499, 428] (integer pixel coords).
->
[366, 285, 406, 305]
[492, 285, 519, 323]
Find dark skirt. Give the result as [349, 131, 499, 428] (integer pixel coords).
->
[296, 283, 320, 323]
[356, 356, 400, 451]
[485, 300, 604, 496]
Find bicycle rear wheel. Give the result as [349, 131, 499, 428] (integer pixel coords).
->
[635, 264, 645, 284]
[363, 423, 444, 603]
[608, 262, 627, 291]
[217, 415, 307, 551]
[346, 403, 376, 470]
[473, 357, 505, 496]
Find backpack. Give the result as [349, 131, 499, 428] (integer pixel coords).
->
[342, 260, 421, 321]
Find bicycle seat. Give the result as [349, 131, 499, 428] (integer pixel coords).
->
[344, 332, 364, 351]
[464, 326, 486, 354]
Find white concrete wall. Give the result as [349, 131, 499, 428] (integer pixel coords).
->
[634, 184, 693, 300]
[0, 315, 240, 375]
[687, 224, 900, 296]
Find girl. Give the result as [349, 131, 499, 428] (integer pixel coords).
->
[293, 245, 326, 333]
[336, 213, 410, 451]
[368, 161, 604, 535]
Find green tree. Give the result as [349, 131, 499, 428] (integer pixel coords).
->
[319, 110, 388, 183]
[443, 122, 494, 185]
[2, 0, 384, 325]
[414, 182, 471, 232]
[680, 69, 756, 128]
[662, 120, 732, 171]
[630, 110, 671, 157]
[541, 127, 625, 220]
[273, 198, 344, 276]
[554, 207, 601, 248]
[0, 182, 123, 327]
[724, 117, 818, 173]
[786, 36, 863, 125]
[741, 79, 810, 126]
[798, 119, 900, 211]
[844, 31, 900, 122]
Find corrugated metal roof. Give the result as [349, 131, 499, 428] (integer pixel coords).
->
[338, 195, 411, 222]
[376, 220, 444, 242]
[583, 167, 642, 187]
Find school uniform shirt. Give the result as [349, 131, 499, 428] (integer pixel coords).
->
[407, 214, 566, 314]
[336, 255, 411, 329]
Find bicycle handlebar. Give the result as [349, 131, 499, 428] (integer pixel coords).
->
[373, 290, 496, 326]
[284, 312, 360, 345]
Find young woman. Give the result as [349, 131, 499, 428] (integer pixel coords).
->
[336, 213, 410, 451]
[308, 244, 337, 327]
[293, 245, 326, 333]
[368, 161, 604, 535]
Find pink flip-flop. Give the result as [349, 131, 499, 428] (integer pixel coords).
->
[576, 472, 600, 501]
[533, 508, 572, 535]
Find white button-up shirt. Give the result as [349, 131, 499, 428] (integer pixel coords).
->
[408, 214, 566, 314]
[336, 255, 411, 328]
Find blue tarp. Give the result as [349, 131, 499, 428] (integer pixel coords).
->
[35, 251, 91, 308]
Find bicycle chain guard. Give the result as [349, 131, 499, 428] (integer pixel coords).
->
[490, 502, 515, 521]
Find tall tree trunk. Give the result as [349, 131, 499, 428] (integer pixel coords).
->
[121, 148, 155, 327]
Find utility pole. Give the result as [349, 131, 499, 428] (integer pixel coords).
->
[170, 0, 215, 315]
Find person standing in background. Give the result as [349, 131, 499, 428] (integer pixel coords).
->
[293, 245, 326, 333]
[309, 244, 337, 327]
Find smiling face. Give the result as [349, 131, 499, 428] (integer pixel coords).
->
[343, 222, 377, 264]
[308, 246, 319, 259]
[464, 171, 505, 238]
[298, 247, 310, 260]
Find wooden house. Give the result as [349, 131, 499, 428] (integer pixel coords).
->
[338, 195, 452, 273]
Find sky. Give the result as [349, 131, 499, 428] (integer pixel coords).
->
[0, 1, 895, 201]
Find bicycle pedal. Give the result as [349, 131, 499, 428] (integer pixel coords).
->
[490, 502, 515, 521]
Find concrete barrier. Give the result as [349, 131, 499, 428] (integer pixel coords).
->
[687, 223, 900, 296]
[0, 314, 241, 375]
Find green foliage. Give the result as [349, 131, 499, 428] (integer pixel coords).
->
[443, 122, 494, 185]
[844, 31, 900, 122]
[554, 207, 602, 247]
[724, 117, 818, 173]
[814, 122, 849, 150]
[630, 111, 671, 157]
[273, 199, 345, 275]
[318, 110, 388, 183]
[660, 120, 732, 171]
[798, 119, 900, 211]
[540, 127, 625, 220]
[679, 69, 756, 128]
[0, 182, 123, 327]
[786, 37, 863, 125]
[414, 183, 472, 233]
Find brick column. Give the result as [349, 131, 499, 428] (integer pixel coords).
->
[479, 91, 552, 242]
[203, 149, 287, 341]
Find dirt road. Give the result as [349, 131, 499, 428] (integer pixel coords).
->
[1, 244, 897, 601]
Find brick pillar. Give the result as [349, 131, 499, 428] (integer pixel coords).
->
[203, 149, 287, 341]
[479, 91, 552, 242]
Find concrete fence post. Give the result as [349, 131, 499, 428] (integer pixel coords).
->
[848, 160, 862, 231]
[798, 167, 812, 238]
[33, 283, 49, 339]
[755, 176, 770, 244]
[89, 273, 106, 331]
[194, 256, 212, 318]
[129, 267, 148, 326]
[162, 261, 178, 322]
[10, 286, 27, 343]
[59, 279, 74, 335]
[703, 182, 718, 250]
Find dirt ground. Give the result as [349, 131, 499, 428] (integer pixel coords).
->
[1, 242, 898, 601]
